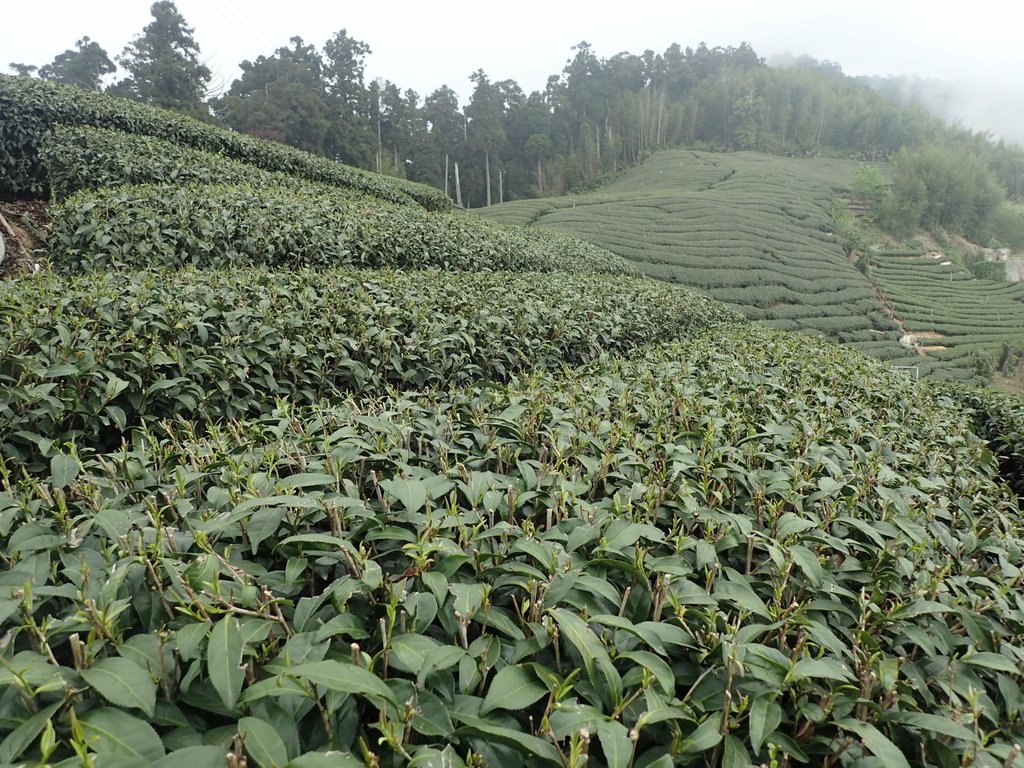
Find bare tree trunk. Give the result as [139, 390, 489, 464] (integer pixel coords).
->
[536, 158, 543, 193]
[498, 169, 504, 204]
[484, 151, 492, 207]
[376, 117, 382, 174]
[444, 154, 450, 198]
[454, 162, 463, 208]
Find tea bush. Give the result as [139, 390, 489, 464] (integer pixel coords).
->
[0, 74, 449, 211]
[48, 183, 636, 275]
[0, 267, 739, 465]
[39, 125, 297, 199]
[2, 327, 1022, 766]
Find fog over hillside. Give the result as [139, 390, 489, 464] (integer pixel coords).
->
[768, 53, 1024, 147]
[865, 75, 1024, 147]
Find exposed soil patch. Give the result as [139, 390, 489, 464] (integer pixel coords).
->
[0, 200, 49, 277]
[913, 331, 946, 339]
[993, 366, 1024, 395]
[918, 345, 948, 353]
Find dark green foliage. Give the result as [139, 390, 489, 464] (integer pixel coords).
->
[107, 1, 211, 120]
[216, 36, 362, 160]
[992, 203, 1024, 249]
[941, 384, 1024, 498]
[39, 125, 295, 198]
[2, 327, 1022, 766]
[35, 36, 115, 91]
[48, 183, 634, 274]
[848, 163, 887, 206]
[969, 260, 1010, 281]
[888, 143, 1006, 241]
[0, 73, 450, 211]
[0, 267, 737, 464]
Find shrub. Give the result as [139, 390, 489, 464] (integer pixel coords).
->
[48, 183, 636, 275]
[39, 125, 295, 199]
[1, 327, 1021, 765]
[0, 73, 450, 211]
[0, 267, 739, 464]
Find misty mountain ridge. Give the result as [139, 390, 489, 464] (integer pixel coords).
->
[769, 53, 1023, 146]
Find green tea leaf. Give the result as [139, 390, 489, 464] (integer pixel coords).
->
[596, 719, 633, 768]
[550, 607, 622, 706]
[50, 452, 79, 487]
[453, 713, 561, 764]
[153, 746, 233, 768]
[80, 708, 164, 761]
[0, 701, 62, 763]
[286, 752, 364, 768]
[208, 616, 245, 711]
[288, 660, 397, 706]
[480, 665, 548, 714]
[240, 716, 289, 768]
[81, 657, 157, 717]
[789, 545, 822, 587]
[411, 689, 455, 737]
[722, 734, 752, 768]
[787, 657, 853, 683]
[836, 718, 910, 768]
[449, 583, 486, 618]
[679, 717, 722, 754]
[961, 652, 1018, 673]
[749, 695, 781, 756]
[382, 477, 428, 514]
[883, 711, 977, 742]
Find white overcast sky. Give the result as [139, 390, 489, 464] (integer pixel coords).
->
[4, 0, 1023, 140]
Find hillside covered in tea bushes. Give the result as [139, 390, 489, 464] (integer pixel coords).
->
[2, 75, 1024, 768]
[481, 150, 1024, 382]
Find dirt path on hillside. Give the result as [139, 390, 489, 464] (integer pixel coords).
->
[0, 201, 48, 276]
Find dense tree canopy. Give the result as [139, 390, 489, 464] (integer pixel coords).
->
[10, 37, 115, 91]
[7, 11, 1024, 223]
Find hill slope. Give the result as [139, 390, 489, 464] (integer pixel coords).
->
[2, 78, 1024, 767]
[480, 150, 936, 372]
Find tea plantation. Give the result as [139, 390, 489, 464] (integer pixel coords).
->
[869, 252, 1024, 379]
[2, 75, 1024, 768]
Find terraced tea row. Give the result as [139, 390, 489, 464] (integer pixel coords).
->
[0, 268, 740, 466]
[871, 253, 1024, 378]
[2, 326, 1021, 766]
[40, 125, 303, 199]
[481, 151, 907, 355]
[48, 182, 635, 274]
[0, 74, 449, 211]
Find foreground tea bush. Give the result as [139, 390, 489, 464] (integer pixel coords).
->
[2, 327, 1022, 766]
[48, 183, 636, 275]
[0, 74, 450, 211]
[0, 268, 737, 464]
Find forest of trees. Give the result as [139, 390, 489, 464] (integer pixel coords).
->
[10, 1, 1024, 232]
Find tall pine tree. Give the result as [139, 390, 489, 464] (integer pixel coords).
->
[110, 1, 211, 119]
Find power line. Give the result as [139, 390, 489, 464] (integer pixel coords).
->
[207, 1, 277, 56]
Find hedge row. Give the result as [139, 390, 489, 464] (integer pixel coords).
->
[941, 384, 1024, 497]
[1, 326, 1021, 765]
[0, 74, 450, 211]
[39, 125, 301, 200]
[48, 183, 636, 275]
[0, 267, 742, 465]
